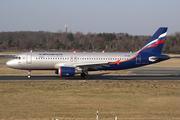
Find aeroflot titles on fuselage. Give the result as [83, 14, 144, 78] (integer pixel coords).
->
[39, 53, 63, 56]
[38, 53, 130, 57]
[37, 53, 131, 61]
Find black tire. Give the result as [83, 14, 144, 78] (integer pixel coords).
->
[81, 73, 86, 78]
[85, 74, 90, 79]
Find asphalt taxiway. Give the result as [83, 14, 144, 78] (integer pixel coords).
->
[0, 55, 14, 59]
[126, 67, 180, 76]
[0, 74, 179, 81]
[0, 67, 180, 81]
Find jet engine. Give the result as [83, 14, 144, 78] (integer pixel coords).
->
[58, 67, 75, 77]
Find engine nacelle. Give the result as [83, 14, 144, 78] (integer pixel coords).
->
[58, 67, 75, 77]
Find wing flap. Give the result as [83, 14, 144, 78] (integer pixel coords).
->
[54, 62, 111, 69]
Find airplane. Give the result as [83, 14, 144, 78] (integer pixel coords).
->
[6, 27, 170, 79]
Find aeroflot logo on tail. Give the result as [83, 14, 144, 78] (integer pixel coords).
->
[138, 32, 167, 53]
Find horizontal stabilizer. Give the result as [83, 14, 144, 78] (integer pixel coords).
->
[149, 55, 170, 62]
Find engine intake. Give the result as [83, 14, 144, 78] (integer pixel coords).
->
[58, 67, 75, 77]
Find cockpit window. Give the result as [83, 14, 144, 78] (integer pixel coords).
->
[13, 56, 21, 59]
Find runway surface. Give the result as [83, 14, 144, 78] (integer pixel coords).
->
[0, 55, 14, 59]
[126, 67, 180, 75]
[0, 66, 180, 81]
[0, 63, 5, 65]
[0, 55, 13, 65]
[0, 74, 180, 81]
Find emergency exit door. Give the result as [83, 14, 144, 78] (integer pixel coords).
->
[26, 54, 32, 64]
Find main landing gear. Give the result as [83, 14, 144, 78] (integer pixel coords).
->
[28, 70, 31, 79]
[81, 71, 90, 79]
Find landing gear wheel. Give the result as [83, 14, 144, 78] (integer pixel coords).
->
[28, 75, 31, 79]
[81, 71, 90, 79]
[85, 74, 90, 79]
[81, 73, 86, 78]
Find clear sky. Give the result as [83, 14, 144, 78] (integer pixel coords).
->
[0, 0, 179, 35]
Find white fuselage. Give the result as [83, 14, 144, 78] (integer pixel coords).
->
[6, 52, 137, 70]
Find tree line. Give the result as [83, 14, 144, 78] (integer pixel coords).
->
[0, 31, 180, 54]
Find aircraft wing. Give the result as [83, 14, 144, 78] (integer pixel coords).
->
[54, 62, 111, 69]
[74, 62, 111, 69]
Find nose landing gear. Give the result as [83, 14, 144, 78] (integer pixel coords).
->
[28, 70, 31, 79]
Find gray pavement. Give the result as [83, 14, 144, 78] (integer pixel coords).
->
[0, 66, 180, 81]
[0, 55, 14, 59]
[0, 63, 5, 65]
[0, 74, 179, 81]
[126, 67, 180, 76]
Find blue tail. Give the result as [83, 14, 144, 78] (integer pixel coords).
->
[138, 27, 168, 55]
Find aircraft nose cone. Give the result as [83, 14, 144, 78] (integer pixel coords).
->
[6, 60, 14, 68]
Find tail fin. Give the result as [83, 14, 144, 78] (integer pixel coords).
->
[138, 27, 168, 55]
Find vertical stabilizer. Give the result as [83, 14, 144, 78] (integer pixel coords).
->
[138, 27, 168, 55]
